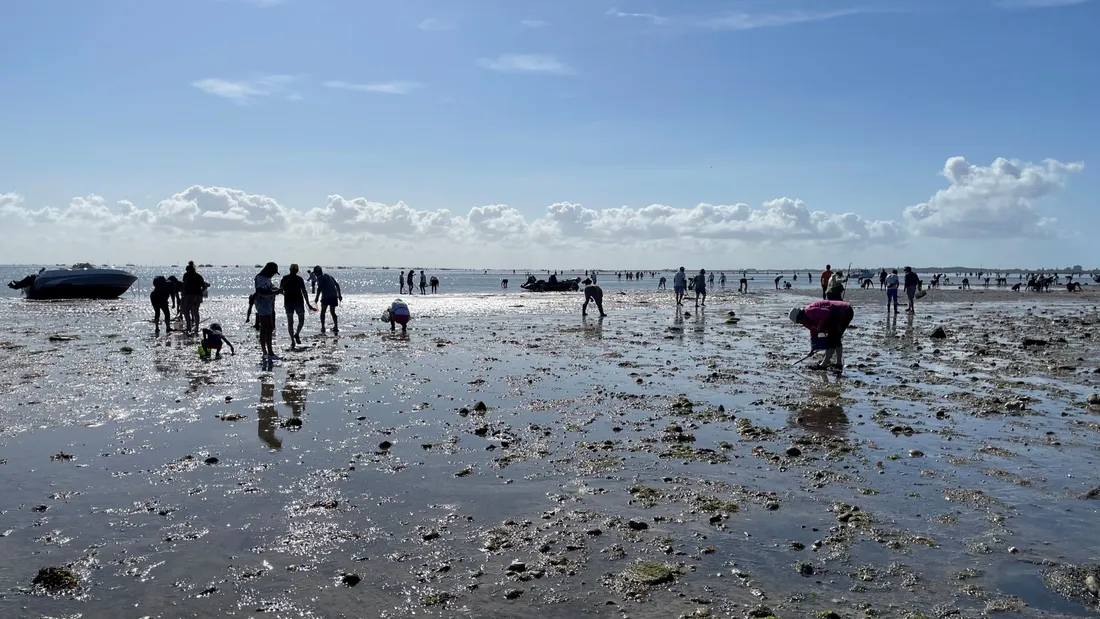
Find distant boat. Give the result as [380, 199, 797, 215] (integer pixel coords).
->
[8, 264, 137, 300]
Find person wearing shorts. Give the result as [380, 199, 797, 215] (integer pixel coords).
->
[903, 267, 919, 313]
[789, 299, 854, 372]
[695, 269, 707, 308]
[581, 279, 606, 317]
[313, 266, 342, 333]
[388, 299, 411, 333]
[673, 267, 687, 306]
[255, 262, 281, 360]
[281, 264, 314, 347]
[885, 269, 900, 313]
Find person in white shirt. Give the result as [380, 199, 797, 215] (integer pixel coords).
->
[673, 267, 687, 306]
[885, 269, 900, 314]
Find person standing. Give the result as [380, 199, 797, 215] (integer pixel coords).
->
[254, 262, 281, 360]
[399, 270, 406, 295]
[885, 269, 900, 313]
[181, 261, 208, 334]
[720, 272, 726, 288]
[581, 279, 606, 317]
[903, 266, 919, 314]
[673, 267, 687, 306]
[406, 269, 415, 295]
[313, 266, 343, 333]
[419, 270, 427, 295]
[695, 269, 707, 308]
[879, 269, 888, 290]
[308, 266, 320, 295]
[826, 270, 847, 301]
[789, 300, 854, 372]
[281, 264, 315, 348]
[819, 264, 832, 300]
[150, 275, 173, 334]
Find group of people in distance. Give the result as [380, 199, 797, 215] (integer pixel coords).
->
[150, 263, 414, 362]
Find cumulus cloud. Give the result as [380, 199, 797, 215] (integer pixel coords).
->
[902, 157, 1084, 239]
[1, 155, 1082, 264]
[478, 54, 574, 75]
[191, 75, 298, 104]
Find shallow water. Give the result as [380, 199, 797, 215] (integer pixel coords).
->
[2, 289, 1099, 618]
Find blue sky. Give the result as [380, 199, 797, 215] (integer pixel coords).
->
[0, 0, 1096, 268]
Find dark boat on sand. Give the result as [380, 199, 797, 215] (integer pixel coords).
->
[8, 264, 138, 300]
[521, 277, 581, 292]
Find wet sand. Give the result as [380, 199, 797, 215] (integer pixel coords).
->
[1, 288, 1099, 618]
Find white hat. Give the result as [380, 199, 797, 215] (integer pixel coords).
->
[788, 307, 802, 323]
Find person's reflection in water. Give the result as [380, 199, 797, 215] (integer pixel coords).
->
[582, 315, 604, 340]
[282, 379, 307, 421]
[257, 377, 281, 450]
[788, 402, 850, 438]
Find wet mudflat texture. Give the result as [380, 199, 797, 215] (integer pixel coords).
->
[2, 289, 1100, 619]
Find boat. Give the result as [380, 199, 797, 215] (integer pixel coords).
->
[520, 277, 581, 292]
[854, 269, 877, 280]
[8, 264, 138, 300]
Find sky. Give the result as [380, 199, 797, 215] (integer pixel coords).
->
[0, 0, 1097, 269]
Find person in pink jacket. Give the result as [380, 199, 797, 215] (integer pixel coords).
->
[789, 300, 854, 372]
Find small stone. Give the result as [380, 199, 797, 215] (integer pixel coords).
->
[473, 426, 489, 437]
[204, 457, 219, 465]
[378, 441, 392, 450]
[627, 519, 649, 531]
[32, 567, 79, 591]
[930, 327, 947, 339]
[506, 561, 527, 573]
[785, 446, 802, 457]
[458, 408, 469, 416]
[504, 588, 523, 600]
[341, 573, 361, 587]
[1008, 546, 1019, 554]
[473, 401, 488, 412]
[908, 449, 924, 458]
[422, 531, 441, 541]
[797, 562, 815, 576]
[1088, 394, 1100, 406]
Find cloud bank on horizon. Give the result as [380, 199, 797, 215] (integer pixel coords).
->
[0, 157, 1084, 268]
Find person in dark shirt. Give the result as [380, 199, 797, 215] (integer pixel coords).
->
[903, 267, 920, 313]
[581, 279, 606, 317]
[281, 264, 315, 347]
[313, 266, 343, 334]
[181, 261, 208, 334]
[150, 276, 173, 334]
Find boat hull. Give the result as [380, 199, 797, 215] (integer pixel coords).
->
[23, 270, 138, 300]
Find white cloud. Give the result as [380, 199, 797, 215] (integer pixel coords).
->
[607, 9, 669, 25]
[994, 0, 1090, 8]
[520, 19, 549, 28]
[323, 80, 422, 95]
[608, 6, 875, 31]
[191, 74, 298, 105]
[2, 156, 1083, 265]
[903, 157, 1084, 239]
[478, 54, 574, 75]
[417, 17, 454, 32]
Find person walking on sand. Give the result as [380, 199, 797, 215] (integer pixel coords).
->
[150, 275, 173, 334]
[181, 261, 208, 334]
[313, 266, 343, 333]
[582, 279, 606, 317]
[308, 266, 320, 295]
[789, 299, 854, 373]
[167, 275, 182, 319]
[407, 269, 415, 295]
[903, 266, 919, 314]
[281, 264, 315, 348]
[695, 269, 708, 308]
[820, 264, 832, 300]
[885, 269, 900, 314]
[673, 267, 687, 306]
[419, 270, 427, 295]
[254, 262, 282, 360]
[387, 298, 411, 333]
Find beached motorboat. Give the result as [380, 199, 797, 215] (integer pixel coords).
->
[8, 265, 138, 300]
[521, 277, 581, 292]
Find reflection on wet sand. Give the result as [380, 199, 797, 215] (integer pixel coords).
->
[788, 402, 850, 438]
[257, 378, 280, 450]
[282, 380, 307, 418]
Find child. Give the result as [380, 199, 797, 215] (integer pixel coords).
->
[386, 299, 411, 333]
[198, 323, 235, 359]
[245, 292, 260, 329]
